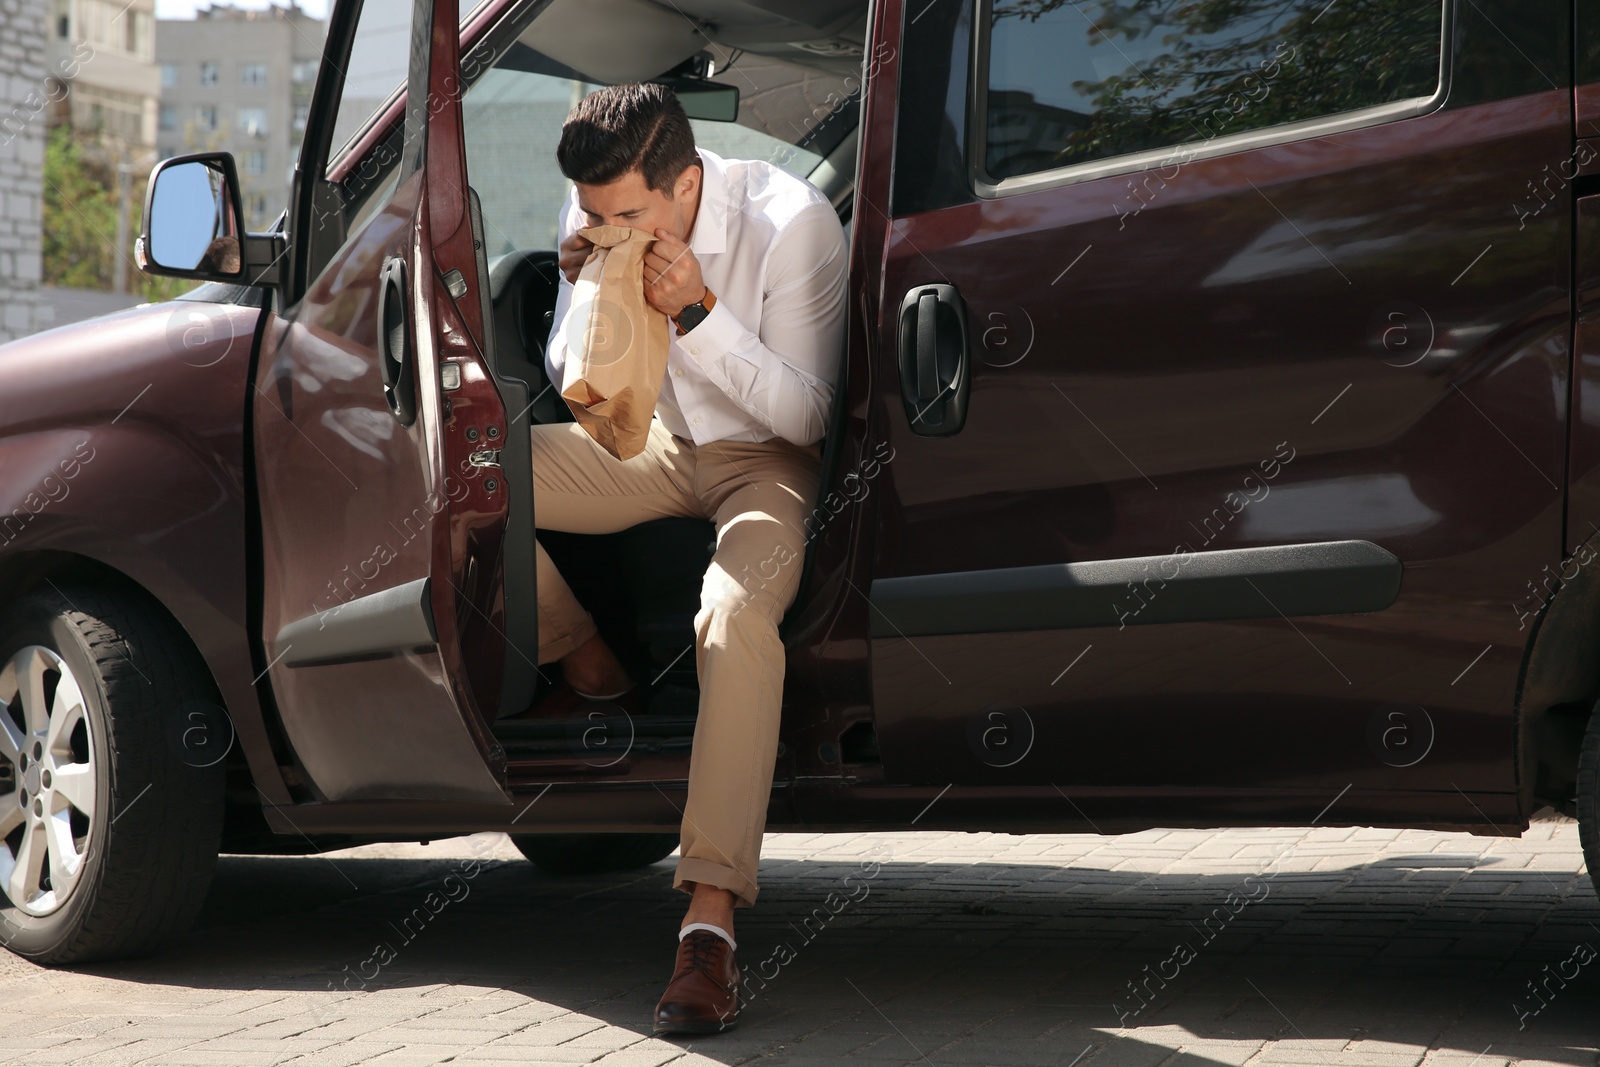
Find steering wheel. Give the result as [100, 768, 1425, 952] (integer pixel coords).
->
[487, 249, 571, 424]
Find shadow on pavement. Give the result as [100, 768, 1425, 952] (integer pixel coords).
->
[38, 834, 1597, 1066]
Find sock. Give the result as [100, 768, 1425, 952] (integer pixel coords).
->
[679, 922, 736, 951]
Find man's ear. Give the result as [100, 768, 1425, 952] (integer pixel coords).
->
[674, 161, 702, 205]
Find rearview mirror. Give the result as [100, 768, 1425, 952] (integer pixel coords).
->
[656, 78, 739, 122]
[136, 153, 245, 282]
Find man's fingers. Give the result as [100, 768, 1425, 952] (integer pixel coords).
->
[642, 252, 675, 281]
[651, 231, 693, 270]
[559, 234, 595, 283]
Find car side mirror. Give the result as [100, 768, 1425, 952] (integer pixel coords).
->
[136, 152, 285, 287]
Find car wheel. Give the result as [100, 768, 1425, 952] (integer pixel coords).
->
[511, 832, 679, 876]
[0, 586, 226, 964]
[1577, 703, 1600, 901]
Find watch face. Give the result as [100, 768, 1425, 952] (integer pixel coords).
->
[678, 302, 709, 332]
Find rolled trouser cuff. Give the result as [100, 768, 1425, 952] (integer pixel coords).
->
[674, 855, 760, 910]
[536, 611, 597, 665]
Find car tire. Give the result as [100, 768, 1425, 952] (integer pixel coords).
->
[511, 832, 679, 876]
[1577, 702, 1600, 901]
[0, 586, 226, 964]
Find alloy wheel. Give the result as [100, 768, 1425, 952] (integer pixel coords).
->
[0, 646, 97, 916]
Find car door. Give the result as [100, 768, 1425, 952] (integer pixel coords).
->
[1567, 0, 1600, 540]
[861, 0, 1569, 817]
[253, 0, 515, 804]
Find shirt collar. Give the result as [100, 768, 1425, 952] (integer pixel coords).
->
[688, 147, 731, 257]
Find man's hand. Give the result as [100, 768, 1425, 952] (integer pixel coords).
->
[643, 229, 706, 318]
[558, 230, 594, 284]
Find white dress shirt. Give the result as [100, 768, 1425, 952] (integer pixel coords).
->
[544, 147, 848, 448]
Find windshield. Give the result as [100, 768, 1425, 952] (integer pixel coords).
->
[457, 19, 858, 256]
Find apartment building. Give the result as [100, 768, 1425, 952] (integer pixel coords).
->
[156, 2, 326, 230]
[44, 0, 160, 154]
[1, 0, 53, 342]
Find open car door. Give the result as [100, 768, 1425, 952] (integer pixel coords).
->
[253, 0, 515, 804]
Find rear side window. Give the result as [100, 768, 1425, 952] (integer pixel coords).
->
[980, 0, 1445, 184]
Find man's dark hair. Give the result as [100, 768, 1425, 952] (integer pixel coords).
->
[557, 83, 699, 194]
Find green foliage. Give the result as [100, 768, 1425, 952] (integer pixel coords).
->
[990, 0, 1441, 169]
[42, 126, 115, 290]
[42, 126, 195, 303]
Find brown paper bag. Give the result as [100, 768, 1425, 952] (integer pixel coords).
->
[559, 225, 670, 461]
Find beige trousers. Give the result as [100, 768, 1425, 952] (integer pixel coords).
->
[531, 417, 822, 909]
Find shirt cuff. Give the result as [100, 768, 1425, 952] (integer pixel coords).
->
[678, 299, 746, 369]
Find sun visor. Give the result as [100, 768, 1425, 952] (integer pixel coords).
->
[517, 0, 708, 84]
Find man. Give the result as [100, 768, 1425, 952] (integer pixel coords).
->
[531, 83, 848, 1033]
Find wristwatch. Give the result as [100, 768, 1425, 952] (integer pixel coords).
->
[673, 288, 716, 335]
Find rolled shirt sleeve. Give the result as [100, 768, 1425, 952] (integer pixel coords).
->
[677, 205, 848, 448]
[542, 190, 583, 398]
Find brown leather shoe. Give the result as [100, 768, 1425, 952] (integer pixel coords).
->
[653, 930, 741, 1034]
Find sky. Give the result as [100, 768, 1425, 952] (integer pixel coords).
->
[155, 0, 330, 20]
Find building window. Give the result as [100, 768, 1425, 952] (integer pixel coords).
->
[245, 149, 266, 174]
[200, 62, 218, 87]
[159, 104, 175, 131]
[161, 63, 177, 88]
[125, 10, 153, 58]
[197, 104, 217, 130]
[292, 60, 318, 84]
[57, 14, 68, 37]
[242, 63, 268, 87]
[293, 103, 309, 130]
[246, 192, 268, 220]
[135, 11, 154, 59]
[238, 107, 268, 138]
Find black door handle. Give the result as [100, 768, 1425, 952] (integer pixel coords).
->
[896, 282, 969, 436]
[376, 256, 417, 426]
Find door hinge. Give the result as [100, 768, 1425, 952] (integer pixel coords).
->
[468, 448, 501, 468]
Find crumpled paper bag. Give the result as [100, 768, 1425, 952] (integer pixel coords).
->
[559, 225, 670, 461]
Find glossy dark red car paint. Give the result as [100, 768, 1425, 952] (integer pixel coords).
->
[0, 0, 1595, 850]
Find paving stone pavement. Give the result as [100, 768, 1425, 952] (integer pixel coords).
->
[0, 815, 1595, 1066]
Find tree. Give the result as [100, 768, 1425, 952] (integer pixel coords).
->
[990, 0, 1441, 168]
[43, 126, 194, 302]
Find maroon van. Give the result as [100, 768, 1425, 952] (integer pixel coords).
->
[0, 0, 1596, 963]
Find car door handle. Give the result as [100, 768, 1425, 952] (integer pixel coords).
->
[896, 282, 970, 436]
[376, 256, 418, 426]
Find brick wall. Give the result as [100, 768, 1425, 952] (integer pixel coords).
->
[0, 0, 54, 344]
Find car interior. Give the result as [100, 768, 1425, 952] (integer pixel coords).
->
[446, 0, 870, 757]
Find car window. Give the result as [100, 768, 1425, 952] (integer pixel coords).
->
[692, 120, 822, 185]
[460, 65, 577, 256]
[461, 64, 826, 258]
[980, 0, 1445, 182]
[460, 35, 847, 257]
[325, 0, 497, 170]
[327, 0, 413, 168]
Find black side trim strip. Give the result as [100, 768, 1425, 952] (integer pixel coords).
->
[277, 576, 437, 665]
[868, 540, 1401, 637]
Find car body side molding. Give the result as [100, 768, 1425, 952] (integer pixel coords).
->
[276, 577, 437, 666]
[868, 540, 1401, 637]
